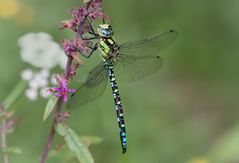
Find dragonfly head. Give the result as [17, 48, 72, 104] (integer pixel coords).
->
[97, 24, 114, 37]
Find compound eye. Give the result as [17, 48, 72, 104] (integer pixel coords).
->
[102, 29, 108, 36]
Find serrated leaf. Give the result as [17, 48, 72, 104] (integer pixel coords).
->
[43, 95, 57, 122]
[8, 147, 22, 154]
[56, 123, 94, 163]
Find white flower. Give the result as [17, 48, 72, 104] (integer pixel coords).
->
[40, 87, 50, 98]
[25, 88, 38, 101]
[18, 32, 68, 101]
[21, 68, 51, 101]
[18, 32, 65, 69]
[29, 78, 40, 89]
[21, 69, 33, 80]
[39, 69, 50, 78]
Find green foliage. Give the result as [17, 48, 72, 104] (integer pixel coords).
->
[43, 95, 58, 122]
[56, 123, 94, 163]
[48, 144, 79, 163]
[7, 147, 22, 155]
[79, 136, 103, 148]
[48, 136, 102, 163]
[83, 0, 91, 3]
[3, 81, 27, 110]
[209, 125, 239, 163]
[0, 111, 14, 120]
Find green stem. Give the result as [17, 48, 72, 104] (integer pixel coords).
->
[3, 80, 26, 110]
[1, 118, 8, 163]
[0, 80, 26, 163]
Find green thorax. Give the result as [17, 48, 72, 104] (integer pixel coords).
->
[99, 37, 116, 60]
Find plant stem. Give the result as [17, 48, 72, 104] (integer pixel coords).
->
[0, 104, 8, 163]
[39, 96, 64, 163]
[39, 57, 73, 163]
[39, 1, 95, 162]
[1, 118, 8, 163]
[0, 80, 26, 163]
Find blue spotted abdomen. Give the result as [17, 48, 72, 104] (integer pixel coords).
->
[104, 61, 127, 153]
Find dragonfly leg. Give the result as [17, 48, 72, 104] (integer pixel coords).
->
[80, 31, 99, 40]
[87, 18, 97, 34]
[80, 34, 97, 41]
[81, 17, 101, 40]
[87, 43, 98, 58]
[79, 43, 98, 58]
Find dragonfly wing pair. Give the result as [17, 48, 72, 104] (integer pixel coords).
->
[67, 30, 178, 109]
[68, 63, 108, 108]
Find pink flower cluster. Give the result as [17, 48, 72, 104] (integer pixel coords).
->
[60, 0, 108, 61]
[49, 0, 109, 101]
[61, 39, 90, 56]
[61, 0, 108, 32]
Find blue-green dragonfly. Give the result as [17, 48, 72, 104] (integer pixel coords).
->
[67, 22, 178, 153]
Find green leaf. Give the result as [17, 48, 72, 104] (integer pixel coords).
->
[80, 136, 103, 148]
[56, 123, 94, 163]
[0, 111, 14, 120]
[209, 125, 239, 163]
[8, 147, 22, 155]
[83, 0, 91, 3]
[48, 136, 102, 163]
[43, 95, 57, 122]
[48, 144, 78, 163]
[3, 80, 27, 110]
[7, 128, 15, 134]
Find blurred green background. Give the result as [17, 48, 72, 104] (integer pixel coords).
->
[1, 0, 239, 163]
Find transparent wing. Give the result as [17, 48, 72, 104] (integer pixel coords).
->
[114, 30, 178, 82]
[114, 54, 164, 82]
[67, 62, 108, 109]
[67, 30, 178, 107]
[119, 30, 178, 57]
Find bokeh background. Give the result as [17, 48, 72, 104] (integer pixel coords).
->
[1, 0, 239, 163]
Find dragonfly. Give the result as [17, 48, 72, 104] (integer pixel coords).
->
[67, 20, 178, 154]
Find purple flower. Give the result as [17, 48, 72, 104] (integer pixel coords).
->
[50, 75, 76, 102]
[61, 40, 76, 56]
[62, 39, 90, 56]
[70, 7, 88, 23]
[61, 0, 109, 36]
[74, 39, 90, 54]
[88, 0, 108, 20]
[60, 20, 78, 31]
[69, 0, 109, 27]
[88, 0, 102, 12]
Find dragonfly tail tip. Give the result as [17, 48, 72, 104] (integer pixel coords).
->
[122, 148, 127, 154]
